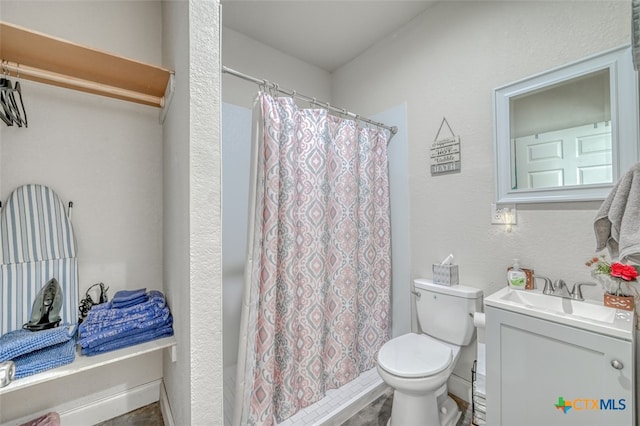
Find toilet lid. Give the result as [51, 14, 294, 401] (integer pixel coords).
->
[377, 333, 452, 378]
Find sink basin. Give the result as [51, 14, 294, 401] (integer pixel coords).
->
[485, 287, 634, 339]
[499, 289, 617, 322]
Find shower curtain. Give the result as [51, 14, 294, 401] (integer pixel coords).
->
[235, 92, 392, 425]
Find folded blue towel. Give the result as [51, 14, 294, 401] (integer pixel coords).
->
[0, 325, 77, 362]
[13, 337, 76, 378]
[81, 324, 173, 356]
[112, 288, 147, 302]
[85, 290, 165, 316]
[111, 288, 148, 309]
[79, 291, 168, 336]
[79, 305, 169, 336]
[112, 295, 148, 309]
[78, 308, 173, 348]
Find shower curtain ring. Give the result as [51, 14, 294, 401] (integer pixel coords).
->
[260, 79, 269, 93]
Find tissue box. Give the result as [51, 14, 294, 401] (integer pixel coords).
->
[433, 264, 459, 286]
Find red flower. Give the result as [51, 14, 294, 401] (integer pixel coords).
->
[610, 263, 639, 281]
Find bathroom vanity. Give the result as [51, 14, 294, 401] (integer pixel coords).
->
[485, 287, 634, 425]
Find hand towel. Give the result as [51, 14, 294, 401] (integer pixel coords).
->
[0, 324, 77, 362]
[111, 288, 148, 309]
[595, 162, 640, 263]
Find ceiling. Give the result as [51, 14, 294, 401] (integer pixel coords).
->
[221, 1, 438, 72]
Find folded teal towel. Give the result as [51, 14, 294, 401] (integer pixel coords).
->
[0, 324, 77, 362]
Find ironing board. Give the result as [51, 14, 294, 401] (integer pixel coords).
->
[0, 184, 78, 335]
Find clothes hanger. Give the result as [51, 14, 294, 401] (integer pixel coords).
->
[0, 64, 25, 127]
[0, 65, 17, 126]
[0, 87, 14, 126]
[13, 77, 27, 128]
[6, 63, 27, 127]
[1, 80, 23, 127]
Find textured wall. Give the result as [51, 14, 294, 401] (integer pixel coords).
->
[162, 0, 223, 424]
[331, 0, 631, 382]
[189, 0, 222, 423]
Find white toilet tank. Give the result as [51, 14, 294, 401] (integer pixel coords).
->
[414, 278, 483, 346]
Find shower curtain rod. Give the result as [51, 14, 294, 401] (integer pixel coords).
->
[222, 66, 398, 135]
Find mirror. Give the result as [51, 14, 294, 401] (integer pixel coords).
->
[494, 46, 639, 203]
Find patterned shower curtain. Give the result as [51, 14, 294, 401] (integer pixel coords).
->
[235, 92, 392, 425]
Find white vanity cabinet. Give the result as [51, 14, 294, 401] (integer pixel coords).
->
[486, 305, 634, 426]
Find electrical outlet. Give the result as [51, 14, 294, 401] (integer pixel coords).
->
[491, 203, 516, 225]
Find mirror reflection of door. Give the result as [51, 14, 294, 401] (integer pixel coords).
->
[510, 68, 611, 190]
[513, 121, 612, 189]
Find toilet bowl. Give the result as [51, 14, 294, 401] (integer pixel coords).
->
[377, 333, 461, 426]
[376, 279, 482, 426]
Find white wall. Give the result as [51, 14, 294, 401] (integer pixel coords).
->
[162, 0, 222, 424]
[331, 0, 631, 384]
[0, 1, 165, 422]
[222, 26, 332, 108]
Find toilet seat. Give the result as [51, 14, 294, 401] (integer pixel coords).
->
[377, 333, 453, 378]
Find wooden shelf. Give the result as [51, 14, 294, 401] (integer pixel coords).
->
[0, 21, 173, 108]
[0, 336, 176, 395]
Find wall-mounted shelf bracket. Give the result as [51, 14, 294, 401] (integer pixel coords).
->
[159, 73, 175, 124]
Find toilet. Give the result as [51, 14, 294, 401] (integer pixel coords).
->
[376, 278, 483, 426]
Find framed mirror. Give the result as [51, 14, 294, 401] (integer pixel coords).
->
[494, 45, 639, 203]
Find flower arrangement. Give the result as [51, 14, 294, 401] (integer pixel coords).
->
[585, 255, 639, 296]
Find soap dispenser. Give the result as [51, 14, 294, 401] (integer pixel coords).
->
[507, 259, 526, 290]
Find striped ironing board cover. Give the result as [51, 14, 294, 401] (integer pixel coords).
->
[0, 184, 79, 334]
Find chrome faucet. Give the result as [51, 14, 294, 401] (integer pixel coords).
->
[540, 277, 596, 301]
[570, 282, 596, 300]
[538, 275, 553, 294]
[552, 279, 572, 298]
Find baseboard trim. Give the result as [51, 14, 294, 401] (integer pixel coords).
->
[448, 374, 472, 403]
[61, 380, 161, 426]
[160, 380, 175, 426]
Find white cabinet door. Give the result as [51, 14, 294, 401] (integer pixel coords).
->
[486, 306, 634, 426]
